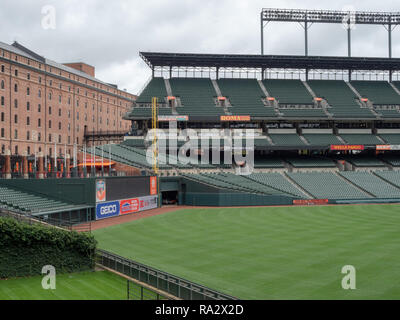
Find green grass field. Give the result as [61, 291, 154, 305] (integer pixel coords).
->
[93, 205, 400, 300]
[0, 270, 127, 300]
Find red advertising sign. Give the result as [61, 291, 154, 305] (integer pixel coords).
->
[293, 199, 329, 206]
[150, 176, 157, 195]
[330, 145, 364, 151]
[120, 198, 139, 215]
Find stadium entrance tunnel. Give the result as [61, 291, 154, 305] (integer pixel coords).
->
[162, 191, 178, 205]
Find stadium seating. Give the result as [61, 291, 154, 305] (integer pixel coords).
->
[287, 172, 371, 199]
[169, 78, 224, 116]
[217, 79, 277, 117]
[136, 77, 167, 103]
[263, 79, 327, 118]
[130, 77, 172, 117]
[374, 170, 400, 187]
[339, 134, 381, 145]
[380, 155, 400, 167]
[302, 134, 342, 146]
[253, 157, 284, 168]
[340, 171, 400, 198]
[286, 157, 336, 168]
[248, 172, 309, 198]
[344, 157, 386, 167]
[0, 185, 75, 213]
[307, 80, 375, 118]
[379, 134, 400, 144]
[268, 134, 306, 146]
[350, 81, 400, 118]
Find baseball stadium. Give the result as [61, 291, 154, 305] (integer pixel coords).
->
[1, 8, 400, 301]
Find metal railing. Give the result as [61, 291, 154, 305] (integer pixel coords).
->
[96, 249, 239, 300]
[0, 208, 91, 232]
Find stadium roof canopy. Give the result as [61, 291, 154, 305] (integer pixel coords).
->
[140, 52, 400, 71]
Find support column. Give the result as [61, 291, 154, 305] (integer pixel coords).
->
[305, 18, 308, 56]
[65, 153, 71, 178]
[22, 151, 28, 179]
[4, 149, 11, 179]
[260, 11, 264, 55]
[38, 152, 44, 179]
[347, 23, 352, 57]
[389, 20, 392, 59]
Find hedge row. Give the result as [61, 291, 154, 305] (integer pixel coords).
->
[0, 217, 97, 278]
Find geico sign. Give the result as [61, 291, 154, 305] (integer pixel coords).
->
[96, 201, 120, 220]
[100, 204, 117, 215]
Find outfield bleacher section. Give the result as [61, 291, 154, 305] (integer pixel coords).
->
[350, 81, 400, 118]
[340, 171, 400, 198]
[307, 80, 375, 118]
[217, 79, 277, 117]
[287, 172, 371, 199]
[0, 185, 77, 213]
[169, 78, 224, 116]
[263, 79, 327, 118]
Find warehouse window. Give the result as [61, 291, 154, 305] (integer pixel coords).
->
[1, 80, 4, 89]
[1, 97, 4, 106]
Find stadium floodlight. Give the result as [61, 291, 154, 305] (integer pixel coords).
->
[260, 8, 400, 58]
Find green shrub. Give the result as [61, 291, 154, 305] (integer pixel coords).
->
[0, 217, 97, 278]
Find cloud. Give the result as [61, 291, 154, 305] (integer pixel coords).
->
[0, 0, 399, 94]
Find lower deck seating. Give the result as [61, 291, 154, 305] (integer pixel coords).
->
[374, 170, 400, 188]
[287, 172, 371, 199]
[248, 172, 309, 198]
[340, 171, 400, 198]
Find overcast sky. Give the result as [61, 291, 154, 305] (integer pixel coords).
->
[1, 0, 400, 94]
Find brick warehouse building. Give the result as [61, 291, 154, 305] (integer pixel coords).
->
[0, 41, 136, 159]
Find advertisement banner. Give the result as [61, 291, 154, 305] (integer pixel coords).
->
[120, 198, 140, 215]
[220, 115, 250, 122]
[330, 145, 364, 151]
[96, 179, 106, 202]
[150, 176, 157, 195]
[138, 195, 158, 211]
[96, 200, 120, 220]
[293, 199, 329, 206]
[376, 145, 400, 151]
